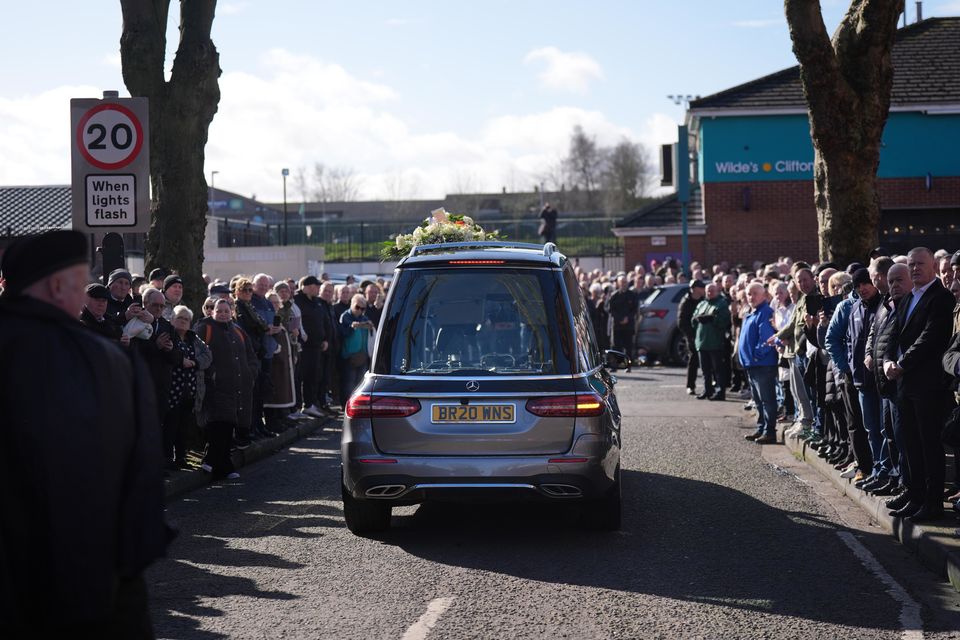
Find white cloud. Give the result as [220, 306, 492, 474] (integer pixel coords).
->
[218, 2, 250, 16]
[102, 52, 121, 68]
[0, 84, 100, 186]
[732, 19, 783, 28]
[0, 50, 650, 204]
[523, 47, 604, 93]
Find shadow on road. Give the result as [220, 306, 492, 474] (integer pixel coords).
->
[381, 470, 902, 631]
[148, 433, 345, 639]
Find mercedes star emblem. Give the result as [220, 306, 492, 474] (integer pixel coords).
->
[465, 380, 480, 392]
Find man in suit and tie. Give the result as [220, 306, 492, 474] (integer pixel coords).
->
[883, 247, 956, 522]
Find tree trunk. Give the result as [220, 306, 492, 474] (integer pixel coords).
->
[784, 0, 903, 266]
[120, 0, 220, 311]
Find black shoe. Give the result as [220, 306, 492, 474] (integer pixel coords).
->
[827, 449, 848, 465]
[861, 477, 888, 493]
[890, 501, 923, 519]
[907, 504, 944, 523]
[708, 392, 726, 401]
[854, 476, 874, 490]
[885, 492, 911, 510]
[729, 384, 741, 393]
[755, 435, 778, 445]
[174, 458, 192, 470]
[871, 480, 899, 496]
[696, 392, 710, 400]
[744, 433, 762, 441]
[686, 387, 696, 396]
[625, 367, 632, 373]
[235, 438, 252, 450]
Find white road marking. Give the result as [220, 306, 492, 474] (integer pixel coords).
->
[401, 597, 455, 640]
[836, 532, 924, 640]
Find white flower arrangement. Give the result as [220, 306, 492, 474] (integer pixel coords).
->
[381, 208, 502, 260]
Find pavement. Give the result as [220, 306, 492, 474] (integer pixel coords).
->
[148, 367, 960, 639]
[780, 423, 960, 593]
[163, 414, 340, 500]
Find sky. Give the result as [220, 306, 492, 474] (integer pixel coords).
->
[2, 0, 958, 203]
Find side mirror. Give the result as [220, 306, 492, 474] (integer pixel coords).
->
[603, 349, 628, 370]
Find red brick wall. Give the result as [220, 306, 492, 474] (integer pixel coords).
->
[700, 176, 960, 266]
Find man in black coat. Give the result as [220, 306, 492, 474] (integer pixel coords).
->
[295, 276, 331, 416]
[81, 282, 123, 341]
[0, 231, 167, 638]
[106, 267, 135, 325]
[883, 247, 956, 522]
[677, 280, 705, 394]
[606, 275, 639, 372]
[317, 280, 339, 413]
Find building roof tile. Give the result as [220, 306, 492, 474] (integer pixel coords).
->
[690, 17, 960, 111]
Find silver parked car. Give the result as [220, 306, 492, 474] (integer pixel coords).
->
[340, 241, 623, 534]
[636, 284, 690, 365]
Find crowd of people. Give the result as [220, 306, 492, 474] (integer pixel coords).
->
[573, 248, 960, 522]
[68, 264, 389, 481]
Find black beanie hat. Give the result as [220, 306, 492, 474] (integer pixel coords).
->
[0, 230, 88, 296]
[149, 267, 168, 282]
[163, 275, 183, 291]
[851, 268, 872, 288]
[108, 268, 133, 286]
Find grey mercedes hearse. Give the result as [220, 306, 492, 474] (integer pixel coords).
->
[340, 241, 623, 534]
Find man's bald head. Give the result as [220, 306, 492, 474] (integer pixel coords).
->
[887, 263, 910, 300]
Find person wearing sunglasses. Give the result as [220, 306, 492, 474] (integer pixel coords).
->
[338, 294, 375, 407]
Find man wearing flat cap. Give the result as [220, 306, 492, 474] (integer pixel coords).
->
[0, 230, 168, 637]
[81, 282, 123, 341]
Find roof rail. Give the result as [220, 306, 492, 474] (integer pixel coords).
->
[407, 241, 547, 257]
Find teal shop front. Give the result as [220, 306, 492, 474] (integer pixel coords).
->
[698, 112, 960, 184]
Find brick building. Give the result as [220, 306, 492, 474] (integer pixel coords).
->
[615, 16, 960, 269]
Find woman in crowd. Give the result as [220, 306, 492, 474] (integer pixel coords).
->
[164, 305, 212, 470]
[196, 298, 258, 479]
[264, 282, 298, 416]
[338, 293, 375, 407]
[769, 280, 796, 423]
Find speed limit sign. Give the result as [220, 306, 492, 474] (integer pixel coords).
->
[76, 103, 144, 170]
[71, 95, 150, 233]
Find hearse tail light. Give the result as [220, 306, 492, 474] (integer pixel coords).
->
[346, 395, 421, 419]
[526, 392, 605, 417]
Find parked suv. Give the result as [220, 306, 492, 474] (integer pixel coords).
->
[340, 241, 623, 534]
[636, 284, 690, 365]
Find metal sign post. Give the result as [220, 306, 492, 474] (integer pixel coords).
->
[70, 92, 150, 234]
[676, 125, 690, 274]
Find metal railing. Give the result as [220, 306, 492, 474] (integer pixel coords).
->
[215, 216, 623, 262]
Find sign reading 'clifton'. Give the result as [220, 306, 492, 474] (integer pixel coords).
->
[714, 160, 814, 175]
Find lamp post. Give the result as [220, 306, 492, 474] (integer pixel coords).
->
[282, 167, 290, 246]
[209, 170, 219, 216]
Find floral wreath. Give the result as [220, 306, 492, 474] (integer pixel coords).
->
[381, 208, 503, 260]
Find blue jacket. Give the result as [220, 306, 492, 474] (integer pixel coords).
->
[824, 293, 856, 375]
[738, 301, 778, 368]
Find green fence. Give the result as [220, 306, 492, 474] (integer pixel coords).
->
[216, 217, 623, 262]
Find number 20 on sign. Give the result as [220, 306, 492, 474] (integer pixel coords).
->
[70, 95, 150, 234]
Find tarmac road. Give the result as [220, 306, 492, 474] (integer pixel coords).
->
[148, 367, 960, 639]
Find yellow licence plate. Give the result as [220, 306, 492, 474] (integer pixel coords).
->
[431, 403, 516, 424]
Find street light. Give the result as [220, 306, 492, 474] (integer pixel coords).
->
[209, 170, 219, 216]
[282, 167, 290, 246]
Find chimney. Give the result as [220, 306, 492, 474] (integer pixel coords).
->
[916, 1, 923, 22]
